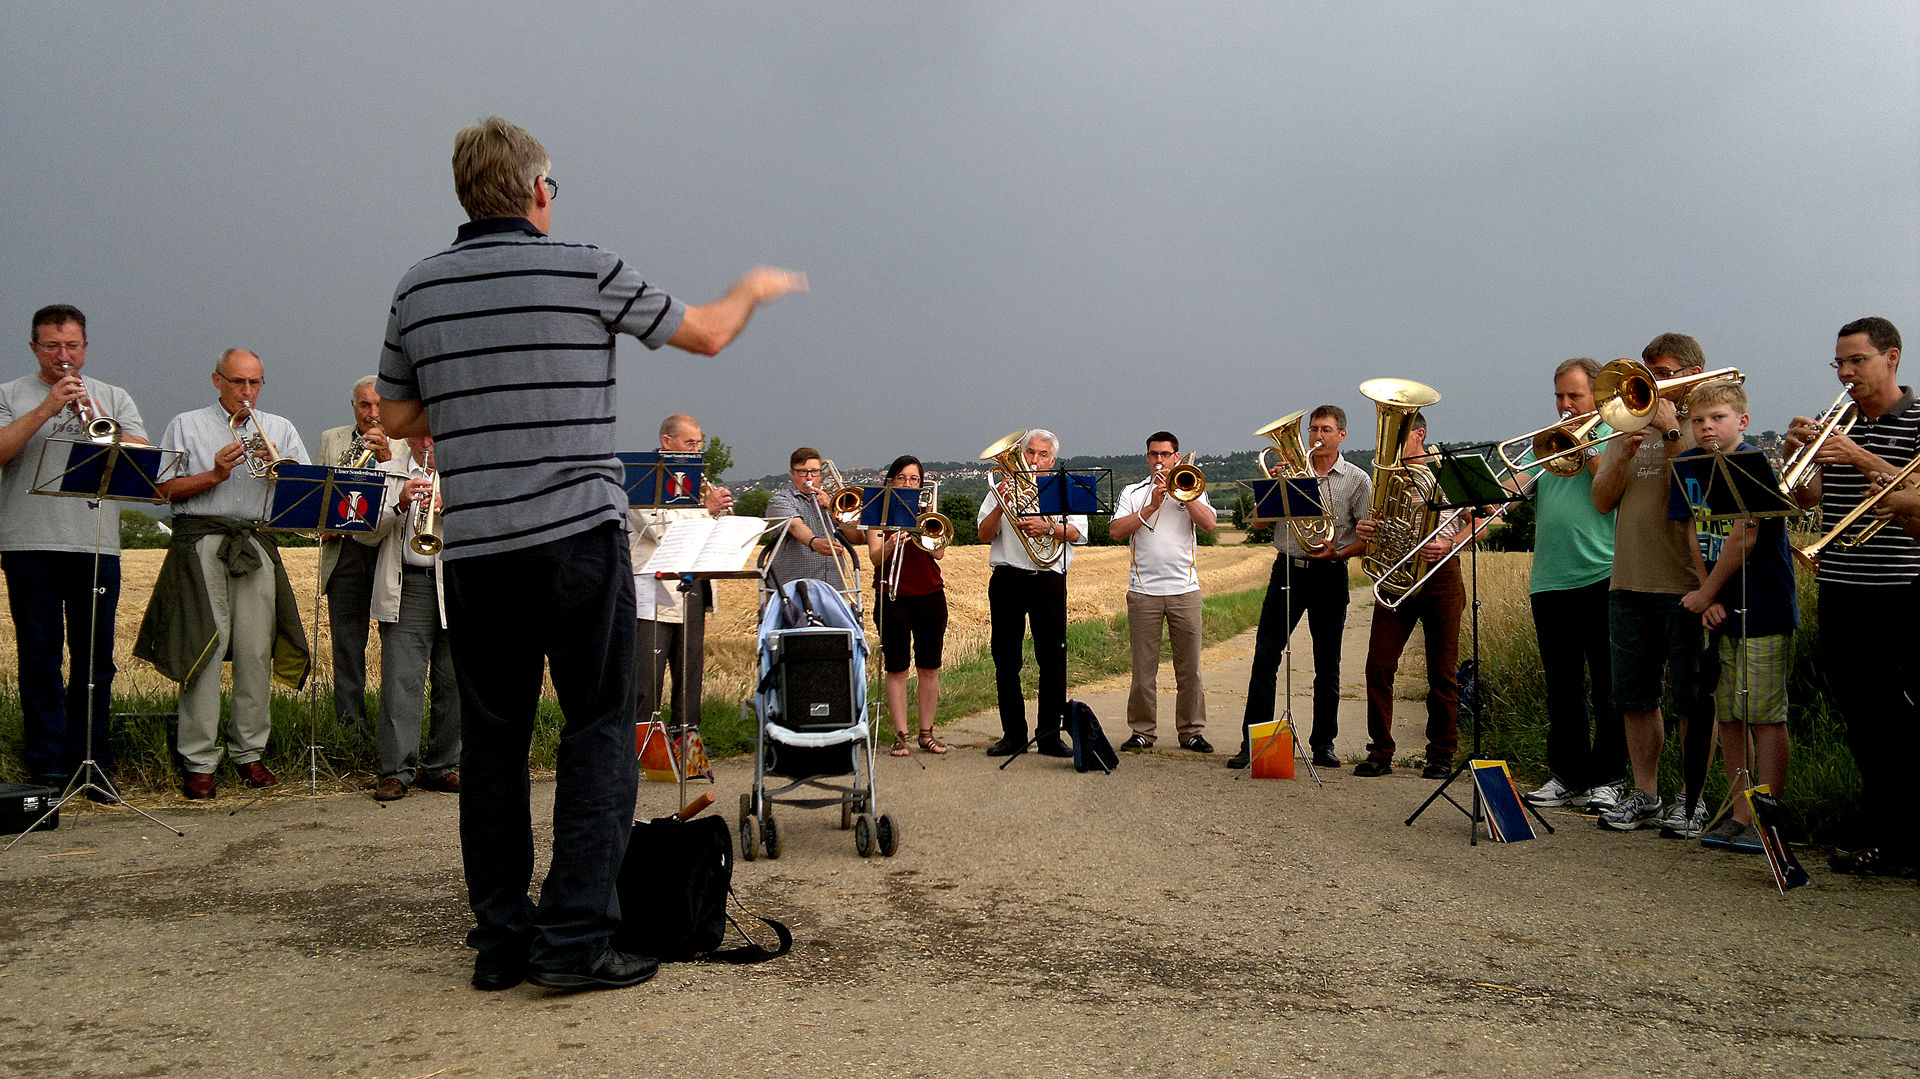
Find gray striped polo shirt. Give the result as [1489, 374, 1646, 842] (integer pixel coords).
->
[378, 218, 686, 560]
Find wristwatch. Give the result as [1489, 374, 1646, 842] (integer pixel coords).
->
[1662, 429, 1681, 443]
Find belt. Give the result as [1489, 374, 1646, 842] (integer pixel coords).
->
[402, 563, 436, 576]
[1289, 556, 1344, 570]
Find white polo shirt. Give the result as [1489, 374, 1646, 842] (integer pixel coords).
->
[1115, 478, 1211, 596]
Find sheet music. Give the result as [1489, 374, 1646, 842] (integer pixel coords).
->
[640, 515, 765, 575]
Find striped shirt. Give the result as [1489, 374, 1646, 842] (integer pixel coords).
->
[1817, 386, 1920, 587]
[378, 217, 686, 560]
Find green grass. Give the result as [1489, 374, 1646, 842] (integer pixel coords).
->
[4, 587, 1270, 794]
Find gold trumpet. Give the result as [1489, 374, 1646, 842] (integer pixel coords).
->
[228, 405, 292, 478]
[408, 449, 442, 557]
[57, 361, 121, 443]
[1793, 452, 1920, 571]
[980, 430, 1062, 567]
[1252, 410, 1334, 552]
[1779, 387, 1857, 499]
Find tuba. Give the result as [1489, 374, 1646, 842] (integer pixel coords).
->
[229, 406, 292, 478]
[980, 431, 1062, 567]
[1254, 410, 1334, 552]
[1359, 378, 1444, 603]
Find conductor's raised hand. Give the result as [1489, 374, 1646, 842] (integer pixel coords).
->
[740, 266, 808, 305]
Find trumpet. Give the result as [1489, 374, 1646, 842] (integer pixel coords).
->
[57, 361, 120, 443]
[1141, 453, 1206, 531]
[408, 450, 442, 557]
[1792, 452, 1920, 571]
[228, 405, 292, 478]
[980, 431, 1062, 567]
[1252, 410, 1334, 552]
[1779, 387, 1857, 499]
[816, 459, 867, 526]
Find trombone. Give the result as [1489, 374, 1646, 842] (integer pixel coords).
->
[816, 459, 867, 526]
[1141, 453, 1206, 531]
[880, 481, 951, 598]
[1778, 387, 1857, 499]
[1792, 452, 1920, 571]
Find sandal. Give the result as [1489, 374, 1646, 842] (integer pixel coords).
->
[918, 729, 949, 755]
[890, 732, 912, 757]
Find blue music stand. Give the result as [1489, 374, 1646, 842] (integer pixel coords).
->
[619, 451, 706, 509]
[263, 463, 390, 535]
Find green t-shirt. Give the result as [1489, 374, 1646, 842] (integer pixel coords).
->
[1526, 442, 1616, 594]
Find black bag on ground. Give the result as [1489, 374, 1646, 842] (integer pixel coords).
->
[1068, 699, 1118, 774]
[612, 814, 792, 964]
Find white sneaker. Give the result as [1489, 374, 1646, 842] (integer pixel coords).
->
[1582, 783, 1623, 814]
[1658, 799, 1709, 839]
[1523, 776, 1580, 807]
[1597, 788, 1663, 831]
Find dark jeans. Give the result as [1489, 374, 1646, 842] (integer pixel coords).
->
[1241, 555, 1349, 750]
[635, 616, 701, 727]
[1530, 578, 1625, 790]
[1364, 560, 1464, 763]
[443, 522, 638, 973]
[2, 551, 120, 782]
[1819, 580, 1920, 858]
[988, 566, 1067, 741]
[324, 539, 377, 734]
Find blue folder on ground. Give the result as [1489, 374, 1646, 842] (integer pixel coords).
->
[1471, 760, 1535, 842]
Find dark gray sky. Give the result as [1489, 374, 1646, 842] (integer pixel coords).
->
[5, 2, 1915, 476]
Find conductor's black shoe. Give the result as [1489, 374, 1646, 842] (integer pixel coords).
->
[1421, 758, 1452, 780]
[1118, 734, 1151, 751]
[1311, 746, 1341, 769]
[1226, 747, 1251, 769]
[1036, 738, 1074, 758]
[471, 955, 526, 992]
[1181, 734, 1214, 754]
[985, 738, 1025, 757]
[527, 948, 659, 992]
[1353, 757, 1393, 777]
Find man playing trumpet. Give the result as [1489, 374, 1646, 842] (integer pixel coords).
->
[315, 375, 392, 739]
[137, 348, 311, 799]
[1782, 316, 1920, 875]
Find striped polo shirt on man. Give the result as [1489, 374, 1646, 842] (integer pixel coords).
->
[378, 217, 686, 560]
[1817, 386, 1920, 587]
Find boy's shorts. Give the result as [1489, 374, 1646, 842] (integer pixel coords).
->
[1712, 632, 1791, 725]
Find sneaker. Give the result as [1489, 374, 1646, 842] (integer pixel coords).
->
[1118, 734, 1151, 751]
[1523, 776, 1579, 808]
[1180, 734, 1214, 754]
[1597, 788, 1662, 831]
[1699, 817, 1755, 851]
[1582, 783, 1623, 815]
[1658, 800, 1709, 840]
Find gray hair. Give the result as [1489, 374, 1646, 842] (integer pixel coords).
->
[214, 348, 257, 374]
[351, 374, 378, 401]
[1023, 428, 1060, 457]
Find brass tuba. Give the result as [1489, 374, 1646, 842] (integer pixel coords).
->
[1359, 378, 1444, 602]
[1253, 410, 1334, 552]
[980, 431, 1062, 567]
[337, 429, 379, 469]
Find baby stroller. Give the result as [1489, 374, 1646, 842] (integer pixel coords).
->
[739, 575, 898, 860]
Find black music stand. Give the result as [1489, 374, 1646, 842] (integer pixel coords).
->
[1239, 475, 1334, 787]
[997, 467, 1112, 769]
[266, 463, 390, 798]
[7, 438, 185, 847]
[1402, 444, 1555, 844]
[1669, 449, 1799, 846]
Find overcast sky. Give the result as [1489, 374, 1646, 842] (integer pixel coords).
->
[4, 2, 1915, 478]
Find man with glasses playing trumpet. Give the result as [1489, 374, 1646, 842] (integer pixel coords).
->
[315, 375, 393, 739]
[766, 447, 861, 591]
[0, 305, 150, 797]
[136, 347, 311, 800]
[1110, 431, 1217, 753]
[1782, 316, 1920, 875]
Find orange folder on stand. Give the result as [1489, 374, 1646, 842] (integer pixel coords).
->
[1246, 718, 1296, 779]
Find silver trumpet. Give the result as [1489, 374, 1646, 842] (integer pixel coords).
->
[409, 447, 442, 557]
[57, 361, 120, 443]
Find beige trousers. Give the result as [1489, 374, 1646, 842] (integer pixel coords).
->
[1126, 589, 1206, 742]
[176, 534, 278, 771]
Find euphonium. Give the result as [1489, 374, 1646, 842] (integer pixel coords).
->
[1253, 410, 1334, 552]
[1359, 378, 1444, 602]
[979, 430, 1062, 567]
[409, 454, 442, 557]
[228, 405, 291, 478]
[1779, 387, 1857, 499]
[57, 361, 120, 443]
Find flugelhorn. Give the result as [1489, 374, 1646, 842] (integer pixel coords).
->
[337, 429, 379, 469]
[228, 405, 292, 478]
[1252, 410, 1334, 552]
[409, 449, 442, 557]
[1359, 378, 1444, 602]
[1793, 452, 1920, 571]
[1779, 387, 1857, 499]
[980, 430, 1062, 567]
[57, 361, 120, 443]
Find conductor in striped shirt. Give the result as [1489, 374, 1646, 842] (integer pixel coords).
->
[1782, 316, 1919, 876]
[378, 117, 804, 993]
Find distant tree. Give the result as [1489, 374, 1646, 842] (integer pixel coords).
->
[733, 487, 771, 518]
[1480, 498, 1535, 552]
[704, 435, 733, 484]
[938, 493, 979, 545]
[120, 510, 170, 549]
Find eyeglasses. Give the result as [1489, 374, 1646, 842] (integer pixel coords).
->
[541, 175, 558, 200]
[1146, 450, 1180, 459]
[1831, 350, 1886, 371]
[216, 373, 265, 389]
[792, 467, 822, 476]
[32, 340, 86, 355]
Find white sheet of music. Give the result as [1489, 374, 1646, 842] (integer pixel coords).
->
[641, 515, 765, 575]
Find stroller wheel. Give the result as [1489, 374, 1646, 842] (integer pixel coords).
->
[739, 792, 754, 821]
[875, 813, 900, 857]
[840, 800, 853, 830]
[853, 813, 875, 858]
[741, 814, 761, 861]
[762, 814, 782, 860]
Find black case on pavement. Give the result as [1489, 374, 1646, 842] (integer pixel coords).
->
[0, 783, 61, 834]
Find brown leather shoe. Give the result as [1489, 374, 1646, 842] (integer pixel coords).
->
[183, 772, 217, 800]
[416, 770, 460, 794]
[373, 777, 407, 801]
[237, 761, 278, 788]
